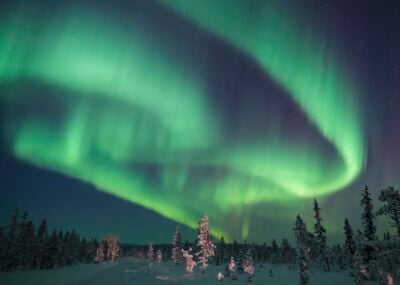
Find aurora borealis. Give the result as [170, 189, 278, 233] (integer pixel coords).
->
[1, 0, 399, 243]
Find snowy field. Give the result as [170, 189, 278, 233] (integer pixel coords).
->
[0, 257, 377, 285]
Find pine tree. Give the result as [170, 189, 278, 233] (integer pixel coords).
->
[271, 239, 278, 263]
[280, 238, 292, 263]
[360, 186, 377, 266]
[196, 214, 215, 274]
[47, 230, 59, 268]
[377, 186, 400, 237]
[216, 236, 225, 265]
[171, 225, 183, 265]
[233, 240, 240, 258]
[57, 231, 65, 267]
[79, 238, 88, 263]
[17, 216, 36, 270]
[69, 230, 81, 265]
[313, 198, 327, 269]
[3, 209, 20, 271]
[15, 211, 28, 269]
[294, 215, 310, 285]
[36, 219, 48, 269]
[343, 218, 356, 268]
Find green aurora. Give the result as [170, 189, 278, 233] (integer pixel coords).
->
[0, 1, 365, 240]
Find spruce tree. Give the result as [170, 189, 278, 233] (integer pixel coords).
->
[216, 236, 225, 264]
[280, 238, 292, 263]
[36, 219, 48, 269]
[80, 238, 88, 263]
[171, 225, 183, 265]
[343, 218, 356, 268]
[20, 220, 36, 269]
[313, 199, 327, 259]
[377, 186, 400, 237]
[16, 211, 28, 269]
[271, 239, 278, 263]
[196, 214, 215, 274]
[360, 186, 377, 264]
[57, 231, 65, 267]
[3, 209, 19, 271]
[47, 230, 59, 268]
[294, 215, 310, 285]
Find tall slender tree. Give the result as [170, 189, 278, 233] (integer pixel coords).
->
[3, 209, 19, 271]
[216, 236, 225, 265]
[294, 215, 310, 285]
[360, 186, 377, 265]
[313, 199, 327, 254]
[196, 214, 215, 274]
[171, 226, 183, 265]
[343, 218, 356, 268]
[36, 219, 48, 269]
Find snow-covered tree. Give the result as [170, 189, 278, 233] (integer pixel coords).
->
[94, 242, 105, 263]
[294, 215, 310, 285]
[156, 249, 162, 263]
[171, 226, 183, 265]
[229, 256, 236, 279]
[147, 242, 154, 263]
[360, 186, 377, 263]
[105, 235, 119, 262]
[244, 250, 255, 282]
[343, 218, 356, 268]
[313, 199, 328, 270]
[95, 236, 119, 263]
[377, 186, 400, 237]
[196, 214, 215, 273]
[182, 247, 196, 273]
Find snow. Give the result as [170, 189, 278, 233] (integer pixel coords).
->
[0, 257, 379, 284]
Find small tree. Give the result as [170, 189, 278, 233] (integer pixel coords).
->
[171, 226, 183, 265]
[196, 214, 215, 274]
[244, 249, 254, 282]
[182, 247, 196, 273]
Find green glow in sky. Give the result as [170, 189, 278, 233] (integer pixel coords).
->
[0, 1, 365, 241]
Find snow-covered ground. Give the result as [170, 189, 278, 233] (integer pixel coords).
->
[0, 257, 377, 284]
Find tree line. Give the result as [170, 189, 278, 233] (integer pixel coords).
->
[0, 209, 99, 272]
[124, 185, 399, 284]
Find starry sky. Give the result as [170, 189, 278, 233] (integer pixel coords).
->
[0, 0, 399, 244]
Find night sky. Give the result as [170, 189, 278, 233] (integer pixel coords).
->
[0, 0, 399, 245]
